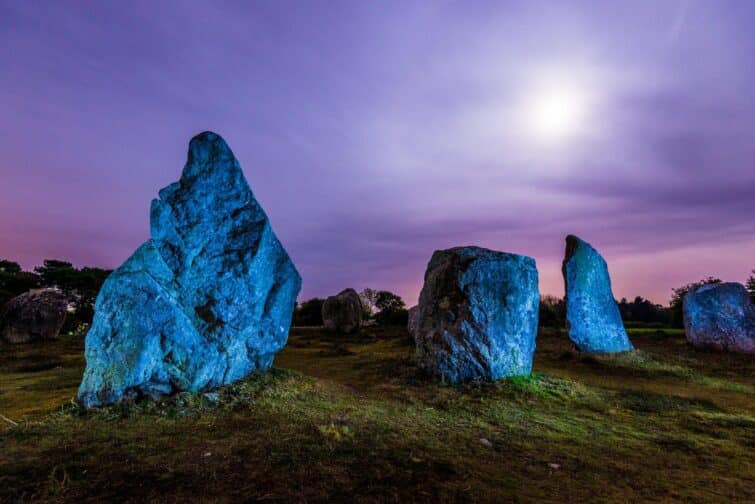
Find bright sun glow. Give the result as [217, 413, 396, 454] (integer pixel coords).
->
[522, 76, 591, 143]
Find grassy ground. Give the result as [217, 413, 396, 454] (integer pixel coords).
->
[1, 327, 753, 502]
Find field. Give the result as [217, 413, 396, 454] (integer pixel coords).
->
[1, 327, 753, 502]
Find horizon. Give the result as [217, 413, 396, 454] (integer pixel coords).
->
[2, 1, 754, 307]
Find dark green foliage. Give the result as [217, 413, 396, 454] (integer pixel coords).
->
[539, 295, 565, 328]
[373, 290, 407, 326]
[294, 298, 325, 326]
[0, 260, 40, 307]
[0, 260, 22, 274]
[34, 260, 112, 331]
[617, 296, 670, 327]
[376, 307, 408, 326]
[669, 277, 722, 328]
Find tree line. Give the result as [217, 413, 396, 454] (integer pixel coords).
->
[2, 258, 753, 330]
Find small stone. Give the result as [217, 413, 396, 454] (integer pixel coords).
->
[322, 288, 363, 333]
[548, 463, 561, 470]
[479, 438, 493, 447]
[0, 289, 68, 344]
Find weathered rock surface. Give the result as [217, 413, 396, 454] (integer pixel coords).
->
[407, 305, 419, 340]
[1, 289, 68, 344]
[322, 289, 362, 333]
[415, 246, 539, 383]
[562, 235, 633, 353]
[683, 282, 754, 353]
[78, 132, 301, 408]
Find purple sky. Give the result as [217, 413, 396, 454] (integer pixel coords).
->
[1, 1, 754, 306]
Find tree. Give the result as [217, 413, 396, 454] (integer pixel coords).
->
[0, 260, 22, 274]
[374, 290, 408, 326]
[34, 260, 77, 296]
[616, 295, 670, 327]
[538, 295, 565, 328]
[669, 276, 722, 328]
[746, 270, 755, 304]
[293, 298, 324, 326]
[33, 259, 112, 330]
[0, 260, 40, 307]
[359, 288, 378, 317]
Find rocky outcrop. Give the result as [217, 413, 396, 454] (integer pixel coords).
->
[322, 288, 362, 334]
[562, 235, 633, 353]
[78, 132, 302, 408]
[1, 289, 68, 344]
[407, 305, 419, 341]
[415, 247, 539, 383]
[683, 282, 754, 353]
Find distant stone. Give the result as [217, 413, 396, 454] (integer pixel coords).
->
[683, 282, 754, 354]
[407, 305, 419, 340]
[415, 247, 539, 383]
[322, 288, 362, 334]
[78, 132, 301, 408]
[1, 289, 68, 344]
[562, 235, 633, 353]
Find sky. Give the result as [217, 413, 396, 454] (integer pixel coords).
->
[1, 0, 754, 306]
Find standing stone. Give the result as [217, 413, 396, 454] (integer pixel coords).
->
[562, 235, 633, 352]
[78, 132, 301, 408]
[1, 289, 68, 344]
[415, 247, 539, 383]
[407, 305, 419, 341]
[322, 288, 362, 333]
[683, 282, 754, 353]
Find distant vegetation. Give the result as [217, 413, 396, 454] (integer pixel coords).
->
[293, 288, 409, 327]
[3, 259, 753, 332]
[0, 259, 111, 332]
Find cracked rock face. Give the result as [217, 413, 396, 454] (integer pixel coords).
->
[78, 132, 301, 408]
[683, 282, 754, 354]
[322, 288, 362, 334]
[415, 247, 539, 383]
[1, 289, 68, 344]
[562, 235, 633, 353]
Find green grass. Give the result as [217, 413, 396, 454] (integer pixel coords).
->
[1, 327, 753, 502]
[626, 327, 686, 337]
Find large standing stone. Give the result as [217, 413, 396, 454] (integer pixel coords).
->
[78, 132, 302, 408]
[415, 247, 539, 383]
[683, 282, 754, 353]
[562, 235, 632, 352]
[1, 289, 68, 344]
[321, 288, 362, 333]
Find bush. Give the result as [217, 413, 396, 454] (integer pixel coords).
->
[293, 298, 324, 326]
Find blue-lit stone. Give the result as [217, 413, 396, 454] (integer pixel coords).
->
[78, 132, 301, 408]
[415, 247, 539, 383]
[562, 235, 633, 353]
[683, 282, 754, 354]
